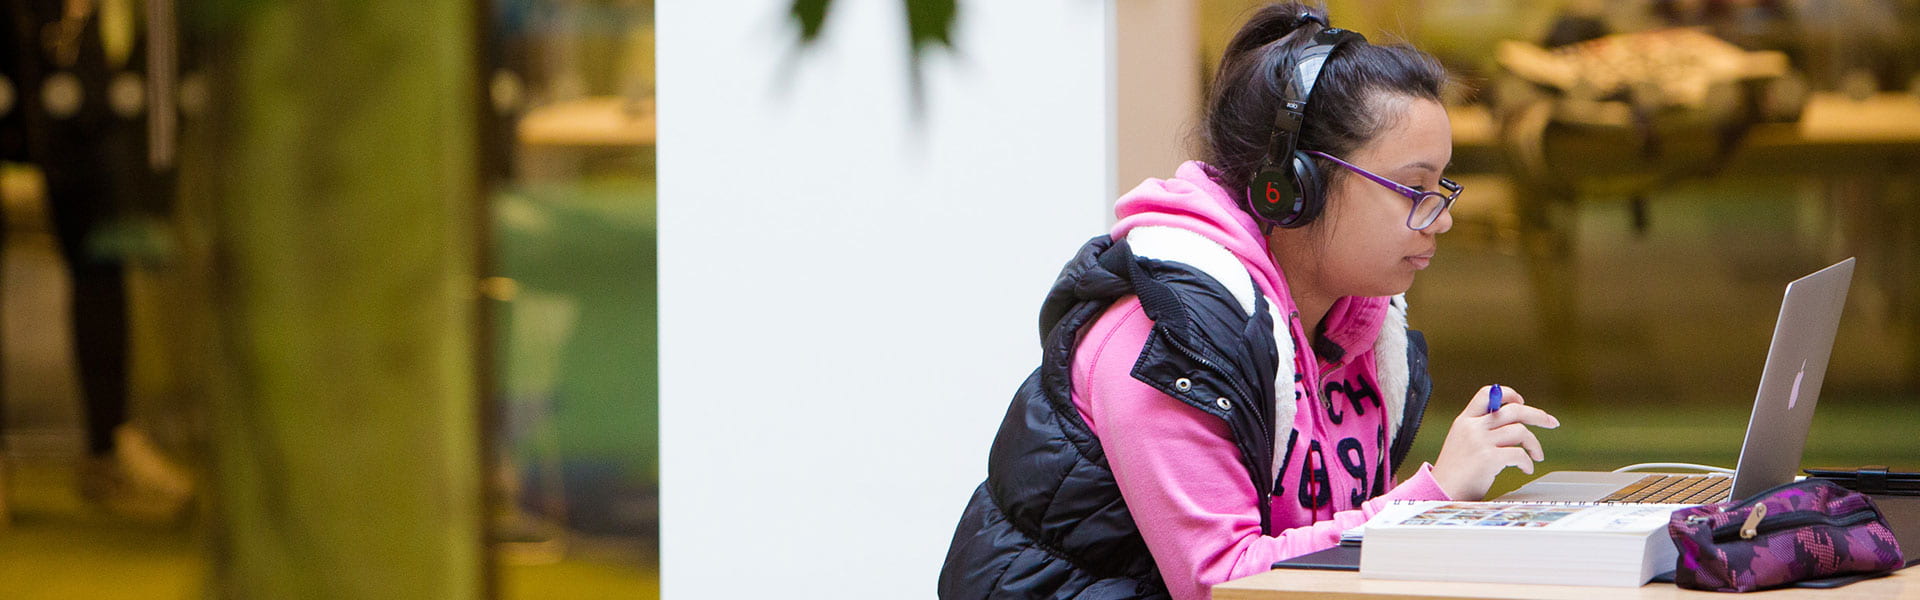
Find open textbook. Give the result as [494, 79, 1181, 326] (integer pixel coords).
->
[1357, 500, 1689, 587]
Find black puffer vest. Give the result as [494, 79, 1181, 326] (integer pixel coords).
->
[938, 234, 1432, 599]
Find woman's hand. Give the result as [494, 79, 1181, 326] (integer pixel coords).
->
[1429, 385, 1560, 500]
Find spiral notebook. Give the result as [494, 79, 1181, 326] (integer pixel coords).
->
[1351, 500, 1685, 586]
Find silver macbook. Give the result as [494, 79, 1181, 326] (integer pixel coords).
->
[1497, 258, 1855, 505]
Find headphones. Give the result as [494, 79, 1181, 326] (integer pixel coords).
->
[1247, 15, 1367, 229]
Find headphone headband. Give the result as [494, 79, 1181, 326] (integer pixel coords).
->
[1247, 22, 1368, 229]
[1269, 27, 1366, 157]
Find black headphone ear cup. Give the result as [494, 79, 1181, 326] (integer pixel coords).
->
[1280, 151, 1324, 229]
[1248, 166, 1302, 226]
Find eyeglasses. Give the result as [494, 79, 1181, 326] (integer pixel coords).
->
[1305, 150, 1462, 231]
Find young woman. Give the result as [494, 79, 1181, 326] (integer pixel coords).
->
[939, 4, 1560, 599]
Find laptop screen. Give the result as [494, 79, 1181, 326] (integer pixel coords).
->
[1729, 258, 1854, 500]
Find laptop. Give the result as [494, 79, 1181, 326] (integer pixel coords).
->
[1496, 257, 1856, 505]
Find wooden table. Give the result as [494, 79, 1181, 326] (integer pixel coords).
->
[1215, 567, 1920, 599]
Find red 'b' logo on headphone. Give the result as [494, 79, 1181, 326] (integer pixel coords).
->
[1265, 181, 1282, 204]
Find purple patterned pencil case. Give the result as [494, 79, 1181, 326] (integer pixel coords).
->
[1668, 479, 1905, 592]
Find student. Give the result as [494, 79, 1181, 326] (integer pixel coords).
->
[939, 4, 1560, 599]
[0, 0, 192, 526]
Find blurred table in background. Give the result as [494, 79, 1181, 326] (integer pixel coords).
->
[1449, 93, 1920, 176]
[518, 97, 657, 148]
[1448, 93, 1920, 401]
[515, 96, 657, 182]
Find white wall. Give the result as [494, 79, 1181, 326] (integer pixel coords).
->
[658, 1, 1115, 597]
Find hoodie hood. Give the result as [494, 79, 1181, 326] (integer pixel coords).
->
[1112, 161, 1278, 299]
[1108, 160, 1407, 489]
[1110, 161, 1388, 356]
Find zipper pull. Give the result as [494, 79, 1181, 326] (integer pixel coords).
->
[1740, 504, 1768, 539]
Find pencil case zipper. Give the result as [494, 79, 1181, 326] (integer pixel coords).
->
[1710, 509, 1878, 542]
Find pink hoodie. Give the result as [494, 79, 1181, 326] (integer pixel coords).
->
[1069, 161, 1450, 600]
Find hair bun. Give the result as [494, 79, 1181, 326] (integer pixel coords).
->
[1223, 3, 1330, 60]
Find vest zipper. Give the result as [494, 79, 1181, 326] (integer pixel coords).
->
[1165, 333, 1258, 420]
[1166, 331, 1276, 523]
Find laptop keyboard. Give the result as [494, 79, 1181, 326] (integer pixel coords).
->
[1599, 474, 1733, 504]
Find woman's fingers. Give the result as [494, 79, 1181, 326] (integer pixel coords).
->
[1459, 385, 1532, 417]
[1485, 403, 1559, 429]
[1458, 385, 1499, 417]
[1499, 447, 1537, 475]
[1433, 385, 1557, 500]
[1496, 387, 1524, 406]
[1489, 422, 1545, 462]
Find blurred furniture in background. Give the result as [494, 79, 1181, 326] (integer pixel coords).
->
[496, 88, 658, 564]
[517, 96, 655, 148]
[1451, 90, 1920, 402]
[1483, 28, 1800, 400]
[482, 0, 660, 586]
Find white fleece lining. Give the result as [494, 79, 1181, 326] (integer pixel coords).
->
[1373, 294, 1412, 442]
[1124, 226, 1257, 317]
[1268, 301, 1295, 486]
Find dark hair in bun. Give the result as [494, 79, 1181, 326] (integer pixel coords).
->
[1200, 3, 1449, 201]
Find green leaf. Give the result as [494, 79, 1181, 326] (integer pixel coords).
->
[903, 0, 957, 54]
[901, 0, 958, 117]
[786, 0, 960, 119]
[790, 0, 832, 44]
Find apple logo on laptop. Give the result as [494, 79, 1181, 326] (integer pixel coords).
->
[1788, 359, 1807, 409]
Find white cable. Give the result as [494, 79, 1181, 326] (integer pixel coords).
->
[1611, 462, 1735, 475]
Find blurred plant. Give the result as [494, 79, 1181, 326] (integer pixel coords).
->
[788, 0, 957, 113]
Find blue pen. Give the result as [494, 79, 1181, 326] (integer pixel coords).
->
[1488, 384, 1503, 415]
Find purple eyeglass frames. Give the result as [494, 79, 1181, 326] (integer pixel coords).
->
[1305, 150, 1461, 231]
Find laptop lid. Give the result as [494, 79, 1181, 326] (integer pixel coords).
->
[1495, 258, 1856, 504]
[1728, 257, 1854, 500]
